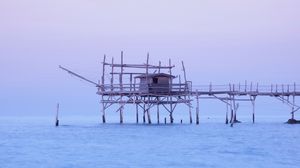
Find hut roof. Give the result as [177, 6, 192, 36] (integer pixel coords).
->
[135, 73, 175, 79]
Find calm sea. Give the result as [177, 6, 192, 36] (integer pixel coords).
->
[0, 116, 299, 168]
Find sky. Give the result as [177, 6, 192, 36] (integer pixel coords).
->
[1, 0, 300, 120]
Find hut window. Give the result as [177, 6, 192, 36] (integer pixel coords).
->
[153, 77, 158, 84]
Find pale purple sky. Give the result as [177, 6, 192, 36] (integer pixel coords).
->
[1, 0, 300, 118]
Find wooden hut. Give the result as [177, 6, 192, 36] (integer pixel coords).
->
[135, 73, 175, 94]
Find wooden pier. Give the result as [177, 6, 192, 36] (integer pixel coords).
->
[60, 52, 300, 125]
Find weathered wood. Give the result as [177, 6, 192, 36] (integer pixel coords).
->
[102, 95, 106, 123]
[225, 103, 229, 124]
[136, 99, 139, 123]
[55, 103, 59, 127]
[157, 97, 160, 124]
[120, 51, 124, 91]
[111, 57, 114, 91]
[120, 96, 123, 124]
[196, 90, 199, 125]
[182, 61, 192, 124]
[60, 52, 300, 125]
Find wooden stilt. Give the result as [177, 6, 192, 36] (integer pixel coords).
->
[119, 52, 124, 124]
[147, 97, 152, 124]
[102, 96, 106, 123]
[136, 100, 139, 124]
[292, 83, 296, 119]
[229, 84, 234, 125]
[55, 103, 59, 127]
[120, 96, 123, 124]
[252, 96, 256, 123]
[225, 101, 229, 124]
[292, 95, 295, 120]
[143, 99, 146, 123]
[157, 97, 160, 124]
[101, 55, 106, 123]
[164, 117, 167, 124]
[182, 61, 192, 124]
[170, 96, 174, 124]
[196, 90, 199, 125]
[111, 57, 114, 91]
[231, 97, 235, 127]
[168, 59, 174, 124]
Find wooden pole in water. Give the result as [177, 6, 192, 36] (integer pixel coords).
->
[120, 52, 124, 124]
[111, 57, 114, 91]
[292, 83, 296, 119]
[120, 51, 124, 91]
[120, 98, 124, 124]
[101, 55, 106, 123]
[169, 59, 174, 124]
[136, 99, 139, 124]
[143, 97, 146, 123]
[182, 61, 192, 124]
[229, 84, 233, 124]
[157, 97, 160, 124]
[196, 90, 199, 125]
[225, 99, 229, 124]
[251, 96, 256, 123]
[147, 97, 152, 124]
[55, 103, 59, 127]
[169, 96, 174, 124]
[231, 95, 236, 127]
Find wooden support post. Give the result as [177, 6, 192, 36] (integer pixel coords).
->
[157, 97, 160, 124]
[229, 84, 234, 125]
[196, 90, 199, 125]
[169, 59, 174, 124]
[136, 102, 139, 124]
[164, 117, 167, 124]
[119, 52, 124, 124]
[147, 97, 152, 124]
[101, 55, 106, 91]
[226, 100, 229, 124]
[55, 103, 59, 127]
[170, 97, 174, 124]
[182, 61, 192, 124]
[251, 96, 256, 123]
[102, 96, 106, 123]
[292, 95, 295, 120]
[231, 96, 236, 127]
[292, 83, 296, 119]
[120, 96, 123, 124]
[120, 51, 124, 91]
[130, 73, 133, 91]
[111, 57, 114, 91]
[143, 98, 146, 123]
[101, 56, 106, 123]
[158, 61, 161, 73]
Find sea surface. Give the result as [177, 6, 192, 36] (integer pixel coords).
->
[0, 116, 299, 168]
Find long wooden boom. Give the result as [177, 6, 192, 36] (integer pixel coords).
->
[59, 65, 100, 87]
